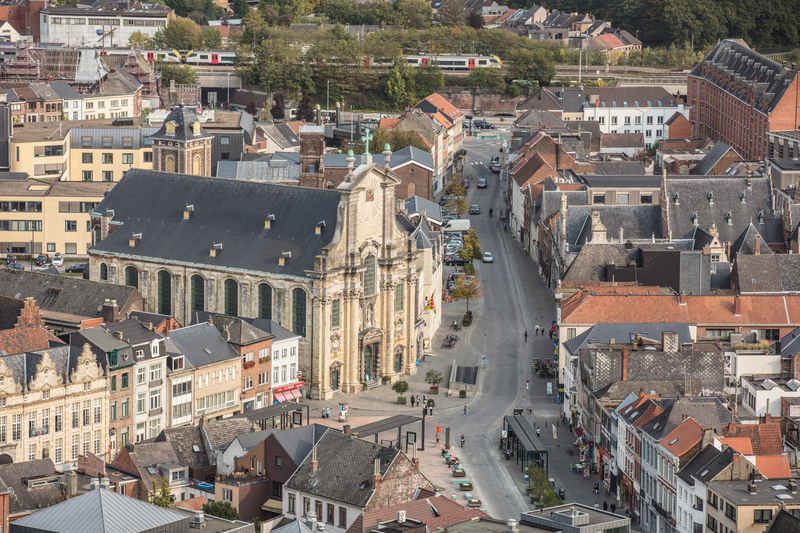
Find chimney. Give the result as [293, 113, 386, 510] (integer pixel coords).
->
[222, 325, 230, 341]
[343, 425, 351, 435]
[66, 471, 78, 496]
[679, 292, 687, 305]
[412, 445, 419, 468]
[701, 427, 715, 450]
[619, 227, 624, 243]
[747, 482, 757, 494]
[90, 478, 100, 491]
[310, 446, 318, 474]
[190, 510, 206, 529]
[734, 295, 742, 316]
[789, 480, 797, 494]
[100, 478, 110, 490]
[661, 331, 679, 353]
[102, 299, 119, 324]
[733, 452, 740, 463]
[372, 458, 381, 489]
[507, 519, 519, 532]
[306, 512, 318, 530]
[397, 511, 406, 524]
[622, 348, 628, 381]
[113, 331, 123, 340]
[682, 413, 690, 421]
[754, 234, 761, 254]
[207, 317, 213, 325]
[143, 321, 153, 331]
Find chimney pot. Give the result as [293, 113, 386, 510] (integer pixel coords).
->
[734, 295, 742, 316]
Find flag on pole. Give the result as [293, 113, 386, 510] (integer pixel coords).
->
[424, 294, 436, 314]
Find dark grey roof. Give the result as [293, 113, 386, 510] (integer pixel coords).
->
[0, 344, 105, 390]
[154, 426, 211, 470]
[49, 81, 83, 100]
[772, 158, 800, 171]
[589, 162, 648, 176]
[689, 40, 797, 115]
[150, 105, 212, 142]
[0, 459, 65, 515]
[271, 424, 329, 466]
[233, 429, 280, 453]
[679, 252, 712, 295]
[730, 223, 773, 255]
[216, 160, 300, 183]
[665, 177, 783, 244]
[768, 510, 800, 533]
[516, 88, 562, 111]
[91, 170, 342, 277]
[580, 175, 661, 188]
[694, 448, 736, 484]
[595, 379, 699, 401]
[601, 132, 645, 148]
[275, 123, 301, 146]
[9, 485, 189, 533]
[564, 323, 692, 355]
[779, 327, 800, 358]
[104, 318, 163, 346]
[273, 146, 434, 170]
[167, 322, 241, 368]
[568, 205, 663, 246]
[127, 311, 170, 330]
[117, 442, 180, 489]
[189, 312, 300, 344]
[0, 270, 136, 320]
[559, 86, 678, 110]
[640, 397, 737, 441]
[203, 418, 254, 451]
[677, 444, 721, 485]
[562, 242, 693, 284]
[211, 315, 273, 345]
[691, 142, 739, 176]
[514, 110, 565, 128]
[284, 430, 401, 508]
[710, 260, 731, 290]
[735, 253, 800, 293]
[542, 190, 587, 222]
[405, 196, 443, 224]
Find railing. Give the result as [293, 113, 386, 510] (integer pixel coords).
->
[651, 500, 672, 521]
[693, 500, 703, 511]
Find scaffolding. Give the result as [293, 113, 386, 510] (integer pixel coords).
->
[2, 43, 42, 81]
[122, 49, 160, 97]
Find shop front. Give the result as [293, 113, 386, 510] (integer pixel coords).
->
[272, 381, 305, 404]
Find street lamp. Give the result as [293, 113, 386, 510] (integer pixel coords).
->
[327, 80, 330, 114]
[226, 73, 230, 108]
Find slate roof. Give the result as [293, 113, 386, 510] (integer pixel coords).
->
[542, 190, 587, 223]
[516, 88, 562, 112]
[203, 418, 254, 451]
[735, 253, 800, 293]
[689, 40, 797, 115]
[272, 424, 329, 466]
[778, 327, 800, 358]
[91, 170, 342, 277]
[0, 325, 63, 356]
[560, 86, 678, 110]
[149, 105, 211, 142]
[189, 312, 300, 344]
[564, 323, 692, 354]
[640, 397, 737, 440]
[0, 270, 136, 320]
[595, 379, 699, 401]
[1, 344, 106, 395]
[566, 205, 663, 246]
[578, 175, 661, 188]
[767, 509, 800, 533]
[9, 486, 189, 533]
[232, 429, 279, 453]
[104, 318, 163, 346]
[284, 430, 401, 508]
[679, 252, 712, 295]
[665, 177, 783, 244]
[167, 322, 241, 369]
[211, 315, 273, 345]
[691, 142, 740, 176]
[0, 459, 66, 515]
[514, 110, 565, 128]
[694, 447, 737, 484]
[216, 160, 300, 183]
[590, 161, 648, 175]
[730, 223, 773, 256]
[405, 195, 443, 224]
[127, 311, 172, 331]
[116, 442, 180, 489]
[677, 444, 721, 484]
[154, 426, 210, 470]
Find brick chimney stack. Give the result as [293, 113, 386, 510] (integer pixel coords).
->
[310, 446, 318, 474]
[622, 348, 629, 381]
[734, 296, 742, 316]
[754, 235, 761, 254]
[102, 299, 119, 324]
[372, 458, 381, 489]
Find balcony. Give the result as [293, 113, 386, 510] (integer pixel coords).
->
[651, 500, 673, 521]
[693, 500, 703, 512]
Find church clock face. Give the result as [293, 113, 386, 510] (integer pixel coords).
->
[359, 187, 382, 223]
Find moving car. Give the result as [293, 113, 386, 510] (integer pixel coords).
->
[483, 252, 493, 263]
[469, 204, 480, 214]
[51, 253, 63, 267]
[65, 263, 88, 273]
[6, 263, 23, 270]
[473, 121, 495, 129]
[33, 263, 53, 272]
[443, 219, 471, 233]
[477, 178, 487, 188]
[491, 163, 501, 173]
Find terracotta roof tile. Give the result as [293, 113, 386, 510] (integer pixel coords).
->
[661, 418, 704, 457]
[424, 509, 491, 529]
[174, 496, 207, 511]
[723, 424, 784, 455]
[717, 437, 754, 455]
[379, 118, 401, 130]
[0, 325, 63, 355]
[755, 455, 792, 479]
[345, 495, 484, 533]
[633, 403, 664, 427]
[419, 93, 463, 119]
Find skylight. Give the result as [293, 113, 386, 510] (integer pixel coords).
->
[192, 445, 201, 452]
[700, 469, 710, 476]
[669, 438, 679, 445]
[772, 485, 788, 491]
[147, 468, 157, 475]
[647, 101, 652, 106]
[657, 101, 663, 106]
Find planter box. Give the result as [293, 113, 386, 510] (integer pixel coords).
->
[397, 397, 407, 405]
[430, 387, 439, 395]
[459, 390, 467, 398]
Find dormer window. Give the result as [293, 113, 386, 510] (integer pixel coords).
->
[758, 211, 765, 224]
[151, 341, 159, 356]
[707, 192, 714, 204]
[192, 122, 201, 135]
[164, 121, 177, 136]
[740, 192, 746, 203]
[726, 212, 733, 225]
[691, 212, 698, 225]
[673, 193, 679, 205]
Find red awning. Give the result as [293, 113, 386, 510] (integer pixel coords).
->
[273, 392, 287, 403]
[287, 389, 301, 400]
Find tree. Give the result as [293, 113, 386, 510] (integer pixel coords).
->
[395, 0, 432, 29]
[150, 477, 172, 508]
[203, 501, 241, 521]
[383, 66, 407, 109]
[462, 228, 482, 260]
[425, 369, 444, 387]
[467, 10, 483, 29]
[296, 94, 315, 122]
[187, 10, 209, 24]
[446, 196, 469, 216]
[246, 99, 258, 115]
[159, 63, 199, 85]
[390, 130, 430, 151]
[271, 91, 286, 120]
[437, 0, 465, 26]
[200, 27, 223, 49]
[392, 381, 410, 396]
[450, 276, 483, 311]
[234, 0, 250, 18]
[152, 17, 201, 50]
[444, 180, 466, 197]
[128, 30, 152, 48]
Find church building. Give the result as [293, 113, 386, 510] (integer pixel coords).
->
[88, 106, 442, 400]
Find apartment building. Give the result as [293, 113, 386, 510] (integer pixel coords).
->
[412, 93, 464, 186]
[0, 176, 108, 256]
[688, 39, 800, 161]
[705, 480, 800, 533]
[0, 327, 108, 467]
[168, 322, 242, 425]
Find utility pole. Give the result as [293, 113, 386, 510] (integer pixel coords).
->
[578, 48, 582, 85]
[326, 80, 330, 113]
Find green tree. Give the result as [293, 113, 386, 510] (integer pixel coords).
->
[444, 180, 466, 197]
[413, 60, 443, 97]
[383, 67, 407, 109]
[437, 0, 465, 26]
[425, 369, 444, 386]
[271, 91, 286, 120]
[234, 0, 250, 18]
[395, 0, 432, 29]
[152, 17, 201, 50]
[446, 196, 469, 217]
[149, 477, 172, 508]
[297, 94, 315, 121]
[128, 30, 152, 48]
[187, 10, 209, 25]
[239, 30, 307, 93]
[159, 62, 199, 85]
[390, 129, 430, 151]
[203, 501, 241, 521]
[392, 380, 410, 396]
[200, 27, 223, 49]
[204, 0, 218, 19]
[450, 276, 483, 311]
[463, 228, 482, 260]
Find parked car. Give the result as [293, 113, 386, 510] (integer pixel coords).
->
[445, 255, 465, 266]
[462, 180, 469, 189]
[33, 263, 54, 272]
[65, 263, 88, 273]
[483, 252, 493, 263]
[51, 253, 63, 267]
[477, 178, 487, 188]
[6, 263, 23, 270]
[35, 254, 49, 266]
[469, 204, 480, 215]
[6, 255, 17, 265]
[439, 195, 457, 206]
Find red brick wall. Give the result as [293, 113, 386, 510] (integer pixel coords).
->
[229, 338, 272, 407]
[6, 0, 44, 42]
[667, 114, 692, 140]
[299, 163, 434, 201]
[366, 454, 434, 510]
[110, 446, 149, 500]
[78, 452, 107, 478]
[699, 150, 740, 176]
[0, 491, 9, 533]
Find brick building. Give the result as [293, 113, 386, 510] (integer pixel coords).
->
[664, 112, 692, 140]
[1, 0, 44, 42]
[687, 39, 800, 161]
[151, 105, 213, 176]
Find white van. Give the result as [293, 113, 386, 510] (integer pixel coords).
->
[443, 219, 471, 233]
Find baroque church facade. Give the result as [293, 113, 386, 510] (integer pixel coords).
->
[88, 107, 442, 400]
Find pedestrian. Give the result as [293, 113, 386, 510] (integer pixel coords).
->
[527, 403, 531, 413]
[461, 434, 465, 448]
[411, 396, 416, 408]
[321, 407, 326, 419]
[594, 502, 599, 509]
[429, 404, 433, 416]
[463, 405, 467, 416]
[610, 503, 616, 514]
[524, 330, 528, 342]
[536, 427, 541, 438]
[447, 456, 451, 468]
[603, 502, 608, 511]
[417, 395, 421, 406]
